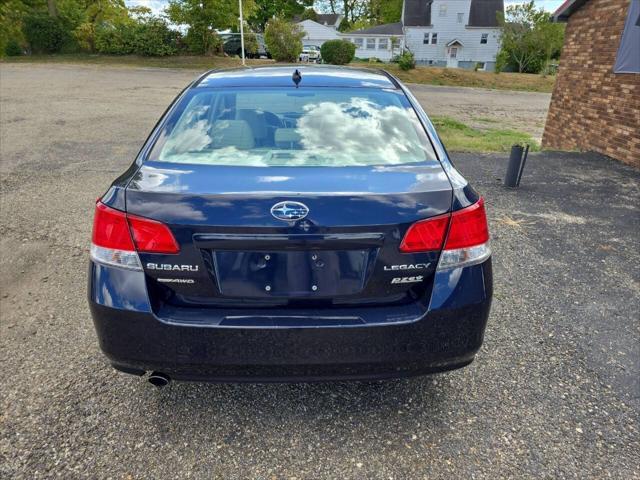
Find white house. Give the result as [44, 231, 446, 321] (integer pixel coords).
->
[402, 0, 503, 70]
[298, 19, 341, 48]
[342, 22, 405, 62]
[297, 14, 344, 48]
[341, 0, 503, 70]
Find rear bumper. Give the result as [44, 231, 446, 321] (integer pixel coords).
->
[88, 260, 492, 382]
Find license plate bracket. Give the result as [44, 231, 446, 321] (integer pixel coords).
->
[213, 250, 369, 298]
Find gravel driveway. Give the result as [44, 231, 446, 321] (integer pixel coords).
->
[407, 83, 551, 142]
[1, 63, 638, 479]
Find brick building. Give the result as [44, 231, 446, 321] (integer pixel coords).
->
[542, 0, 640, 167]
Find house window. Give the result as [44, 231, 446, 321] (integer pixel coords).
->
[424, 33, 438, 45]
[353, 38, 363, 48]
[457, 13, 464, 23]
[439, 4, 447, 16]
[366, 38, 376, 50]
[391, 37, 401, 49]
[477, 62, 486, 70]
[378, 38, 389, 50]
[480, 33, 488, 44]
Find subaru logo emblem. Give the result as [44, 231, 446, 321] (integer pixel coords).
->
[271, 201, 309, 221]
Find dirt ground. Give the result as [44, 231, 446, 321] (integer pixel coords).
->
[0, 63, 638, 479]
[407, 83, 551, 141]
[0, 63, 551, 174]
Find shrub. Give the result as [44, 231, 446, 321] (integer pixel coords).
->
[320, 39, 356, 65]
[95, 23, 136, 54]
[95, 19, 179, 56]
[397, 50, 416, 71]
[264, 18, 303, 62]
[244, 32, 259, 57]
[183, 28, 222, 55]
[23, 14, 68, 53]
[5, 38, 23, 56]
[132, 18, 178, 56]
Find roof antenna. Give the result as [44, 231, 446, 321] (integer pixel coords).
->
[292, 69, 302, 88]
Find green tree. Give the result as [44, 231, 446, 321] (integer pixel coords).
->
[132, 17, 179, 56]
[248, 0, 313, 31]
[166, 0, 255, 54]
[23, 12, 68, 52]
[70, 0, 131, 52]
[0, 0, 33, 54]
[367, 0, 402, 24]
[319, 0, 365, 28]
[300, 7, 318, 21]
[316, 0, 402, 31]
[264, 17, 303, 62]
[497, 1, 564, 73]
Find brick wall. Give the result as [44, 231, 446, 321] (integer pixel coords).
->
[542, 0, 640, 167]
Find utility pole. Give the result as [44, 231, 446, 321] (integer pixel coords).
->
[239, 0, 246, 66]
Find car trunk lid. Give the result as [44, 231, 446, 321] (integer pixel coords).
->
[125, 161, 452, 308]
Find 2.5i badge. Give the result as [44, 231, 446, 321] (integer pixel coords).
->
[391, 276, 424, 284]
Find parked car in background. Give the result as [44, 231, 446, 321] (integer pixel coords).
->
[300, 45, 321, 63]
[220, 33, 270, 59]
[88, 66, 493, 387]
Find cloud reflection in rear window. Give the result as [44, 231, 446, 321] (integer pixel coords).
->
[151, 88, 437, 167]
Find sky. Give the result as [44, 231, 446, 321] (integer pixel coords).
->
[126, 0, 566, 19]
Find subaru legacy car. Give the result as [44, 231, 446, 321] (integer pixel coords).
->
[88, 66, 492, 386]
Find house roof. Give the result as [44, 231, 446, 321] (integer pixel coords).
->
[403, 0, 503, 27]
[468, 0, 504, 27]
[317, 13, 341, 26]
[348, 22, 404, 35]
[404, 0, 432, 26]
[293, 13, 342, 26]
[553, 0, 590, 21]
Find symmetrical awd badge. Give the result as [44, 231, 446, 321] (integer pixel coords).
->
[271, 201, 309, 221]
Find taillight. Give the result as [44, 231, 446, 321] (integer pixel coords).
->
[444, 198, 489, 250]
[92, 202, 135, 251]
[399, 214, 449, 253]
[90, 202, 179, 270]
[399, 198, 491, 270]
[128, 214, 179, 254]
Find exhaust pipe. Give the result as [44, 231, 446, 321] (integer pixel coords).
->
[148, 371, 171, 388]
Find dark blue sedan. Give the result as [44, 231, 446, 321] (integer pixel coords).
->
[88, 66, 492, 386]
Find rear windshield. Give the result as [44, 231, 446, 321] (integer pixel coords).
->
[149, 87, 437, 167]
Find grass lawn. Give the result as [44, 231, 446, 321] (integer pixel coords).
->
[432, 116, 539, 153]
[372, 63, 556, 93]
[2, 54, 556, 93]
